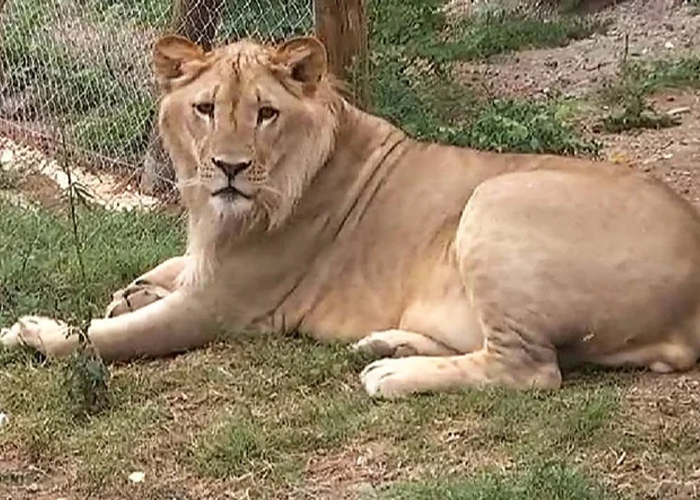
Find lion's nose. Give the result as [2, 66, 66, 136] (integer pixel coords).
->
[212, 158, 252, 178]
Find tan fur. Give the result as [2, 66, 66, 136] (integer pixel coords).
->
[4, 35, 700, 398]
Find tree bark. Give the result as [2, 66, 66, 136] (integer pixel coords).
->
[314, 0, 370, 110]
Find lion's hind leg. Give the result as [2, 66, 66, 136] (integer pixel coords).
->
[360, 317, 562, 399]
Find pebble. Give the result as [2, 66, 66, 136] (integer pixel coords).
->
[128, 471, 145, 483]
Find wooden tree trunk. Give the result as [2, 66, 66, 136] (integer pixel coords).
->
[169, 0, 224, 51]
[140, 0, 224, 196]
[314, 0, 370, 110]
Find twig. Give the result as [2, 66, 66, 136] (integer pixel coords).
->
[54, 118, 92, 344]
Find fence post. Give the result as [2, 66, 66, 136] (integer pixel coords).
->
[314, 0, 371, 110]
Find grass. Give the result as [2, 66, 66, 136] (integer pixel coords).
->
[422, 8, 608, 63]
[379, 460, 619, 500]
[0, 201, 184, 324]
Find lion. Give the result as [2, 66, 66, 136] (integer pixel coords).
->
[3, 34, 700, 399]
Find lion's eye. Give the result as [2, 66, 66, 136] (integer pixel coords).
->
[194, 102, 215, 118]
[257, 106, 279, 125]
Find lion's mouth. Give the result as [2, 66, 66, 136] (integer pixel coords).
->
[211, 186, 250, 200]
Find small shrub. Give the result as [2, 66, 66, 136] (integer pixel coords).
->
[596, 59, 697, 133]
[61, 340, 113, 421]
[466, 99, 601, 155]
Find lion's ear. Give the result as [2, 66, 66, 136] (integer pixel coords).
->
[272, 37, 328, 92]
[153, 35, 205, 89]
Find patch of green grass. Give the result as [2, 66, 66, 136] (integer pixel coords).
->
[184, 332, 621, 490]
[427, 9, 609, 63]
[70, 96, 154, 160]
[643, 56, 700, 90]
[378, 460, 620, 500]
[0, 201, 184, 326]
[384, 377, 621, 463]
[0, 347, 170, 471]
[193, 411, 271, 478]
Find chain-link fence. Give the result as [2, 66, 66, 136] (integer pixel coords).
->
[0, 0, 314, 208]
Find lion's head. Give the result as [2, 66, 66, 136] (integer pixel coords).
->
[152, 35, 342, 237]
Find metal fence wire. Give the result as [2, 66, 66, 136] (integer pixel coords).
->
[0, 0, 313, 204]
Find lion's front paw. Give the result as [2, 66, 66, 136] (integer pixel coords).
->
[1, 323, 22, 350]
[1, 315, 70, 354]
[104, 280, 170, 318]
[360, 358, 426, 399]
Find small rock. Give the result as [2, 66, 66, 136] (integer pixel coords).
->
[0, 412, 8, 427]
[0, 149, 13, 165]
[667, 106, 691, 116]
[128, 471, 145, 483]
[665, 41, 675, 49]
